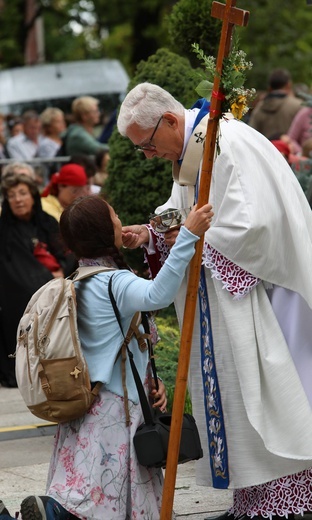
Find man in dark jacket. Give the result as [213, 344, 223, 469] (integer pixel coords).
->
[248, 68, 302, 139]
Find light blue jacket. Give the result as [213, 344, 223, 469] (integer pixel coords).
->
[75, 226, 199, 402]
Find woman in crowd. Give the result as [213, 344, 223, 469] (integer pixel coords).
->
[0, 194, 213, 519]
[0, 113, 7, 160]
[1, 161, 37, 182]
[0, 173, 68, 388]
[6, 116, 23, 138]
[41, 163, 90, 221]
[37, 107, 67, 158]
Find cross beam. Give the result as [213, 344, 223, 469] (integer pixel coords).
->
[212, 1, 249, 27]
[211, 1, 249, 115]
[160, 2, 250, 519]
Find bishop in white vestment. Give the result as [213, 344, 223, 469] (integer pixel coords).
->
[117, 83, 312, 519]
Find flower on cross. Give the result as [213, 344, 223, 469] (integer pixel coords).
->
[192, 40, 256, 120]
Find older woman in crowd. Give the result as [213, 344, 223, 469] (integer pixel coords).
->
[0, 173, 68, 388]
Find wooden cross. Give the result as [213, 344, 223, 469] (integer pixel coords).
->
[209, 1, 249, 123]
[160, 2, 250, 519]
[198, 0, 249, 205]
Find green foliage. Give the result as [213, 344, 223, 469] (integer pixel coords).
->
[104, 47, 198, 273]
[192, 40, 256, 118]
[237, 0, 312, 89]
[166, 0, 312, 91]
[2, 0, 312, 92]
[0, 1, 25, 68]
[166, 0, 222, 67]
[154, 315, 192, 413]
[102, 24, 133, 72]
[128, 48, 199, 107]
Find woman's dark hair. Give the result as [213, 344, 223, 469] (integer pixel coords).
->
[60, 195, 128, 269]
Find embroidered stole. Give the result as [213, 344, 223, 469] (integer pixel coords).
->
[174, 111, 230, 488]
[172, 114, 209, 208]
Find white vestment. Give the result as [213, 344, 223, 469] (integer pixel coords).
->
[155, 115, 312, 489]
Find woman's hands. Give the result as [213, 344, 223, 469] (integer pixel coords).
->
[121, 203, 214, 250]
[162, 203, 213, 248]
[150, 378, 167, 413]
[183, 203, 213, 237]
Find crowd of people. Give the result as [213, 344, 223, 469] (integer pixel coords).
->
[0, 94, 115, 388]
[0, 95, 112, 188]
[0, 70, 312, 519]
[248, 68, 312, 164]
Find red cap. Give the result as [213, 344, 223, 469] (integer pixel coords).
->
[42, 164, 88, 196]
[51, 164, 88, 186]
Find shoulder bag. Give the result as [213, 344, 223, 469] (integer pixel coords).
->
[108, 276, 203, 469]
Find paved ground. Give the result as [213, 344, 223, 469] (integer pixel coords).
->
[0, 385, 233, 519]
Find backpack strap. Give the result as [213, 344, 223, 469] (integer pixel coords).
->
[69, 266, 116, 281]
[127, 312, 150, 353]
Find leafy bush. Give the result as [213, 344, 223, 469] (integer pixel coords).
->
[166, 0, 221, 67]
[154, 314, 192, 413]
[104, 47, 199, 273]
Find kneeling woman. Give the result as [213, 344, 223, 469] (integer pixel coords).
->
[10, 195, 212, 520]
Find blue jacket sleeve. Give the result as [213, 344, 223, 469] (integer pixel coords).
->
[113, 226, 199, 315]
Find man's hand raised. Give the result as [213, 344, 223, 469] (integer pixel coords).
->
[122, 225, 149, 249]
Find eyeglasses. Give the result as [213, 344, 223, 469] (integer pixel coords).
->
[134, 116, 163, 152]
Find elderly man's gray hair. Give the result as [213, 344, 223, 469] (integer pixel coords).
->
[117, 82, 184, 135]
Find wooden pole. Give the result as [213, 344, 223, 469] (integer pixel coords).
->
[160, 2, 249, 519]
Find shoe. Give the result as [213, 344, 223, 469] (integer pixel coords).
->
[20, 496, 48, 520]
[20, 496, 72, 520]
[204, 512, 235, 520]
[0, 500, 12, 519]
[0, 376, 18, 388]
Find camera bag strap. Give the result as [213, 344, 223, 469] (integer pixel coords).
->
[108, 275, 157, 427]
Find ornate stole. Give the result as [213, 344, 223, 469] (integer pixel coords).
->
[172, 112, 230, 488]
[172, 114, 209, 207]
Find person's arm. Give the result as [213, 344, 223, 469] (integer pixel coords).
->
[122, 224, 150, 249]
[5, 137, 21, 159]
[68, 127, 107, 156]
[44, 214, 67, 275]
[122, 224, 183, 278]
[36, 138, 60, 158]
[114, 204, 213, 314]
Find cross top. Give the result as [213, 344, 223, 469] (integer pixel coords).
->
[212, 0, 249, 58]
[210, 0, 250, 115]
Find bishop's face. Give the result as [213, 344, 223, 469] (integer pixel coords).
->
[126, 112, 185, 163]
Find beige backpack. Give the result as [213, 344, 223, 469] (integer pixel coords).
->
[15, 266, 115, 423]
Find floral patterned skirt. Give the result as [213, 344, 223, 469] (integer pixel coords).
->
[46, 389, 164, 519]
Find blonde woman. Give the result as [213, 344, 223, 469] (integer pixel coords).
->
[37, 107, 66, 158]
[61, 96, 108, 156]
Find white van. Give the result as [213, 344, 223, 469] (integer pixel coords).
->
[0, 59, 129, 115]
